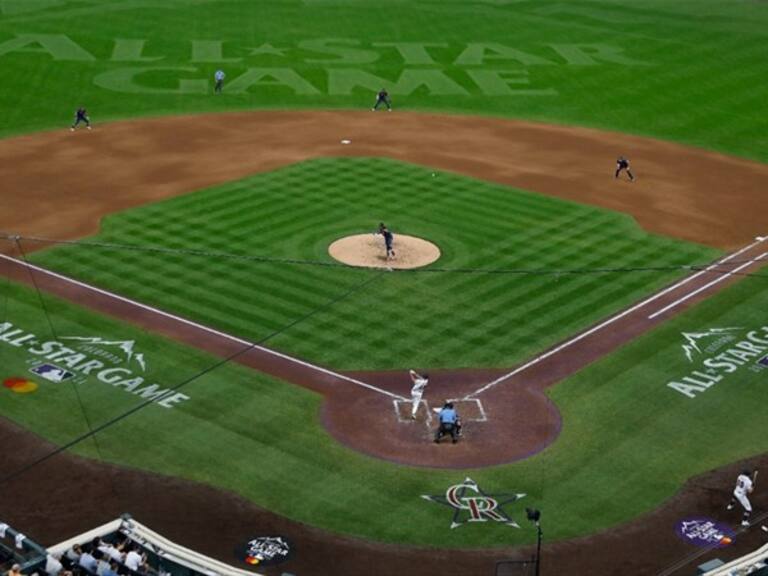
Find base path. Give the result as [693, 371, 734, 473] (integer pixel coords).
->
[1, 111, 768, 250]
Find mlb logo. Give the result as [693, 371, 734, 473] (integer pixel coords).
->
[759, 356, 768, 367]
[30, 363, 74, 383]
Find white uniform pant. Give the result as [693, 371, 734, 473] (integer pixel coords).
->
[734, 490, 752, 512]
[411, 393, 423, 417]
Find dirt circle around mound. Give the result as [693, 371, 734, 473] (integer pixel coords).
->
[328, 233, 441, 269]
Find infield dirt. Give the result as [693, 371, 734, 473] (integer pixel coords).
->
[1, 111, 767, 249]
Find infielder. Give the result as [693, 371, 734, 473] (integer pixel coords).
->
[70, 107, 91, 131]
[372, 88, 392, 111]
[727, 469, 755, 527]
[615, 155, 635, 181]
[409, 370, 429, 419]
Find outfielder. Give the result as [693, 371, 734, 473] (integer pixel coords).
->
[409, 370, 429, 419]
[214, 69, 225, 94]
[727, 469, 756, 527]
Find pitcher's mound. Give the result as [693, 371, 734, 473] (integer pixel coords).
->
[329, 234, 441, 269]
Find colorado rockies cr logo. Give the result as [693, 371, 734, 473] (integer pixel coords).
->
[422, 477, 526, 529]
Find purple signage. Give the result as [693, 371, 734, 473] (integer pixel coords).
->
[675, 518, 735, 548]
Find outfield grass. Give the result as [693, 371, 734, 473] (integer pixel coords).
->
[30, 158, 719, 370]
[2, 271, 767, 548]
[0, 1, 767, 160]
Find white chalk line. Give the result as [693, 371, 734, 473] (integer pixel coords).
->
[0, 254, 405, 401]
[647, 252, 767, 319]
[466, 236, 768, 399]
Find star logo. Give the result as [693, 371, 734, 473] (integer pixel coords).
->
[421, 477, 526, 529]
[680, 327, 741, 362]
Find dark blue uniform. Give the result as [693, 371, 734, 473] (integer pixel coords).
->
[71, 107, 91, 130]
[615, 156, 634, 181]
[372, 89, 391, 111]
[378, 223, 395, 259]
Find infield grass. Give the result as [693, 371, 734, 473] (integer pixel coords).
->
[29, 158, 720, 370]
[2, 271, 767, 548]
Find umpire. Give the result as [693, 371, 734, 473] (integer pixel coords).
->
[434, 402, 460, 444]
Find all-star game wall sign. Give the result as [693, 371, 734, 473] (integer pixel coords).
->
[421, 477, 526, 529]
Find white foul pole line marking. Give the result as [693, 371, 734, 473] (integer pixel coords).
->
[466, 236, 767, 400]
[647, 252, 767, 320]
[0, 254, 405, 401]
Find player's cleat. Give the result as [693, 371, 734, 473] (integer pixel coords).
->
[87, 126, 92, 130]
[741, 520, 750, 527]
[727, 504, 734, 511]
[761, 525, 768, 533]
[70, 127, 74, 132]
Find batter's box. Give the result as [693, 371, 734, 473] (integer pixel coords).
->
[393, 399, 432, 423]
[393, 398, 487, 424]
[444, 398, 487, 422]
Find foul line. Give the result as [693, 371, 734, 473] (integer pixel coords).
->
[647, 252, 767, 319]
[0, 254, 405, 401]
[466, 236, 767, 399]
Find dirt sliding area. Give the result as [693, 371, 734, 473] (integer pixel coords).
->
[2, 111, 768, 575]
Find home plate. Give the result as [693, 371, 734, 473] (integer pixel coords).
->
[341, 139, 352, 144]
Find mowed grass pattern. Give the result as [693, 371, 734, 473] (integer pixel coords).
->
[32, 158, 720, 370]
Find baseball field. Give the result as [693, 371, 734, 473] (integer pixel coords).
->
[1, 2, 768, 575]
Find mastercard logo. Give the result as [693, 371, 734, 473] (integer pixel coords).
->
[245, 557, 260, 565]
[3, 377, 38, 394]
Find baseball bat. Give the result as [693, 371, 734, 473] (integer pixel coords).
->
[753, 470, 759, 486]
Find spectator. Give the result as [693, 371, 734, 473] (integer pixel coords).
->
[97, 542, 124, 564]
[65, 545, 82, 564]
[8, 564, 22, 576]
[101, 562, 118, 576]
[78, 548, 98, 573]
[45, 554, 63, 576]
[95, 551, 110, 576]
[123, 546, 145, 572]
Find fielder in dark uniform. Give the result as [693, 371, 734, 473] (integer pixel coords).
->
[372, 88, 392, 111]
[434, 402, 462, 444]
[70, 107, 91, 131]
[377, 222, 395, 260]
[615, 155, 634, 181]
